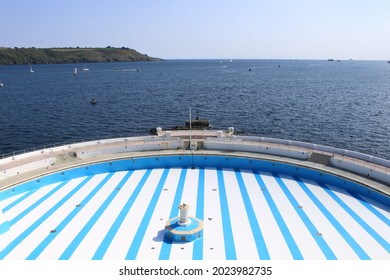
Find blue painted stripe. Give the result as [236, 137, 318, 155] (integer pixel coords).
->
[319, 182, 389, 254]
[235, 170, 270, 259]
[0, 176, 93, 260]
[193, 168, 204, 260]
[9, 181, 69, 226]
[126, 168, 170, 260]
[92, 169, 152, 260]
[253, 172, 303, 259]
[3, 188, 39, 213]
[294, 177, 371, 260]
[167, 169, 188, 220]
[273, 173, 336, 260]
[0, 220, 10, 234]
[217, 168, 236, 260]
[26, 172, 115, 260]
[59, 171, 134, 259]
[349, 192, 390, 227]
[159, 168, 188, 260]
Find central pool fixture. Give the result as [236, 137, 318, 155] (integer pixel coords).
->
[165, 203, 203, 242]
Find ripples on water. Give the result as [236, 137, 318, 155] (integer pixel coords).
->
[0, 60, 389, 159]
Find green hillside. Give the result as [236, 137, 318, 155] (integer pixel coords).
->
[0, 47, 161, 65]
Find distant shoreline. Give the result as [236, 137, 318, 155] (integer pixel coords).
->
[0, 47, 162, 65]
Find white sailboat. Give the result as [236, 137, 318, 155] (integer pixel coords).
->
[74, 68, 78, 75]
[29, 65, 34, 73]
[82, 61, 89, 71]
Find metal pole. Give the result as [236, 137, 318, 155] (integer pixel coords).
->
[189, 107, 192, 150]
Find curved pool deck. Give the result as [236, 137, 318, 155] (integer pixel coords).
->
[0, 131, 389, 260]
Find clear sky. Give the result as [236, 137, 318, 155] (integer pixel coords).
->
[1, 0, 389, 60]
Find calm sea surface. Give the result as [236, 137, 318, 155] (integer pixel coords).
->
[0, 60, 389, 159]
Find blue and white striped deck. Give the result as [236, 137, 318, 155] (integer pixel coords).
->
[0, 156, 389, 260]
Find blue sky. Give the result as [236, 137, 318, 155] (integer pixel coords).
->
[1, 0, 389, 60]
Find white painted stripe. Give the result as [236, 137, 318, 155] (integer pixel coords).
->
[11, 175, 106, 260]
[283, 176, 358, 259]
[5, 175, 104, 260]
[39, 172, 125, 259]
[3, 183, 60, 222]
[223, 169, 258, 259]
[0, 192, 29, 210]
[136, 168, 181, 260]
[304, 180, 389, 259]
[203, 168, 225, 260]
[241, 171, 292, 259]
[169, 168, 199, 260]
[261, 172, 325, 260]
[358, 196, 390, 219]
[70, 170, 146, 260]
[103, 169, 164, 260]
[327, 185, 390, 244]
[0, 177, 86, 253]
[180, 168, 199, 217]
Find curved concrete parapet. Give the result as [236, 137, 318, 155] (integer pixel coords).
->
[0, 130, 389, 195]
[203, 134, 390, 188]
[0, 136, 183, 186]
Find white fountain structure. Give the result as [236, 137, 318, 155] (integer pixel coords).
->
[165, 203, 203, 242]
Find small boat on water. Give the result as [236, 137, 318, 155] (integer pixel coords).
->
[82, 61, 89, 71]
[150, 112, 211, 134]
[29, 65, 34, 73]
[74, 68, 78, 75]
[0, 82, 4, 87]
[90, 98, 97, 105]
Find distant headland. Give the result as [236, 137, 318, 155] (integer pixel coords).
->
[0, 47, 161, 65]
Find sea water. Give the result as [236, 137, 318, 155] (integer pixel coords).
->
[0, 59, 389, 159]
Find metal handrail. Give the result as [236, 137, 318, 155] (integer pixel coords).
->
[0, 133, 139, 159]
[0, 136, 184, 175]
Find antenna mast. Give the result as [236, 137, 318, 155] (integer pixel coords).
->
[189, 108, 192, 150]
